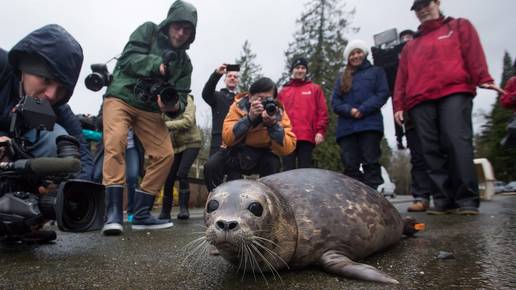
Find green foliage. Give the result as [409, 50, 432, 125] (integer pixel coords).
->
[282, 0, 358, 171]
[235, 40, 262, 92]
[475, 52, 516, 181]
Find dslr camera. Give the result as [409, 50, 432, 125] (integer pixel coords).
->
[134, 78, 180, 107]
[261, 97, 278, 116]
[0, 96, 105, 243]
[84, 63, 112, 92]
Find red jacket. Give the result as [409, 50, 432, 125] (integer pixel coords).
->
[278, 79, 329, 143]
[393, 17, 493, 112]
[501, 76, 516, 111]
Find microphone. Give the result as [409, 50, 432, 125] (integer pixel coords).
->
[0, 157, 80, 176]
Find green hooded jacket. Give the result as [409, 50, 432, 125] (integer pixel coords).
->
[105, 0, 197, 117]
[163, 94, 202, 153]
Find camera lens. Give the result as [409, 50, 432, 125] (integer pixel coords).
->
[159, 86, 179, 106]
[85, 73, 105, 92]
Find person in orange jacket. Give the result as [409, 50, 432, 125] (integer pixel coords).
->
[204, 77, 296, 191]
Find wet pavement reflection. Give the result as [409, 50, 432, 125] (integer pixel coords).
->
[1, 195, 515, 289]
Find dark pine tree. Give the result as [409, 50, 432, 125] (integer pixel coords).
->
[234, 40, 262, 92]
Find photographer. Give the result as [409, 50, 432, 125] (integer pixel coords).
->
[100, 0, 197, 235]
[202, 63, 240, 156]
[204, 77, 297, 192]
[0, 24, 93, 244]
[0, 24, 93, 180]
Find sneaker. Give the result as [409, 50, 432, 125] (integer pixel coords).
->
[127, 214, 134, 223]
[427, 207, 458, 215]
[457, 207, 479, 215]
[407, 201, 429, 212]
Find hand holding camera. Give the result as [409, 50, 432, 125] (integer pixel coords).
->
[248, 99, 264, 121]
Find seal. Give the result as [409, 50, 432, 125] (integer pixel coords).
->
[200, 168, 417, 284]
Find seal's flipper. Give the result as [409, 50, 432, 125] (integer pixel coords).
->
[320, 251, 399, 284]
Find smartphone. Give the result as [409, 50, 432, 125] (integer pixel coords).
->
[226, 64, 240, 72]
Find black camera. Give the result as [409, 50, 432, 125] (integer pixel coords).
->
[0, 97, 105, 243]
[134, 78, 180, 107]
[261, 97, 278, 116]
[85, 63, 112, 92]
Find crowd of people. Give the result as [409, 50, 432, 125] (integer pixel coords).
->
[0, 0, 511, 243]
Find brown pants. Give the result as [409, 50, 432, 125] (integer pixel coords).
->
[102, 98, 174, 195]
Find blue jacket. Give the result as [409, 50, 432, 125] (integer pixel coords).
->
[0, 25, 93, 180]
[331, 60, 389, 140]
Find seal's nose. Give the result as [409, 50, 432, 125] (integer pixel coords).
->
[216, 220, 239, 231]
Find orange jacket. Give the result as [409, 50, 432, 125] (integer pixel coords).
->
[222, 93, 296, 156]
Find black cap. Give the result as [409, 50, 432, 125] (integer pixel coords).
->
[290, 57, 308, 72]
[411, 0, 432, 10]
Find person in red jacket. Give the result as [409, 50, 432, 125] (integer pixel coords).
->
[500, 59, 516, 111]
[278, 57, 328, 170]
[393, 0, 503, 215]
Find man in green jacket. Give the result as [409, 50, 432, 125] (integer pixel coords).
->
[101, 0, 197, 235]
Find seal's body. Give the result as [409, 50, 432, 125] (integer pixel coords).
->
[204, 169, 411, 284]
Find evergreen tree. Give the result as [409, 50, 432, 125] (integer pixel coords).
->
[234, 40, 262, 92]
[476, 51, 516, 181]
[281, 0, 358, 171]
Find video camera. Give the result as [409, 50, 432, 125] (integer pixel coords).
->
[371, 28, 407, 93]
[0, 97, 105, 242]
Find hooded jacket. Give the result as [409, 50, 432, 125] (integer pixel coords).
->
[0, 25, 93, 179]
[163, 94, 202, 153]
[278, 79, 328, 143]
[222, 93, 296, 156]
[331, 60, 390, 140]
[105, 0, 197, 117]
[393, 17, 493, 112]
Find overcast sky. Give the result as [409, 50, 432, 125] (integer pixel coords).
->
[3, 0, 515, 148]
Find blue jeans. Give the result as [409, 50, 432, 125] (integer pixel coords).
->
[94, 147, 139, 213]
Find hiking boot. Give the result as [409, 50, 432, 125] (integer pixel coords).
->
[407, 201, 429, 212]
[457, 207, 479, 215]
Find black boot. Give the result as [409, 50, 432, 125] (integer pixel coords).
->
[101, 186, 124, 236]
[132, 189, 174, 230]
[177, 189, 190, 220]
[159, 189, 173, 220]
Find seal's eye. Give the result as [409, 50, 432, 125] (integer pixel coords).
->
[247, 202, 263, 217]
[206, 200, 219, 213]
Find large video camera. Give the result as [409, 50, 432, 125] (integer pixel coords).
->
[0, 97, 104, 242]
[371, 28, 407, 93]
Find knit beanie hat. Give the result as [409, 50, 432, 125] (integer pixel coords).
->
[290, 57, 308, 72]
[343, 39, 369, 61]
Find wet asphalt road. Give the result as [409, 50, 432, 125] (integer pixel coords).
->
[1, 194, 516, 289]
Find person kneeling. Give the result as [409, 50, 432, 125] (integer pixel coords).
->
[204, 77, 297, 191]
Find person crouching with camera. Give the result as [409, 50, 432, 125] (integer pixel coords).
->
[101, 0, 197, 235]
[0, 25, 93, 180]
[0, 25, 93, 243]
[204, 77, 297, 192]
